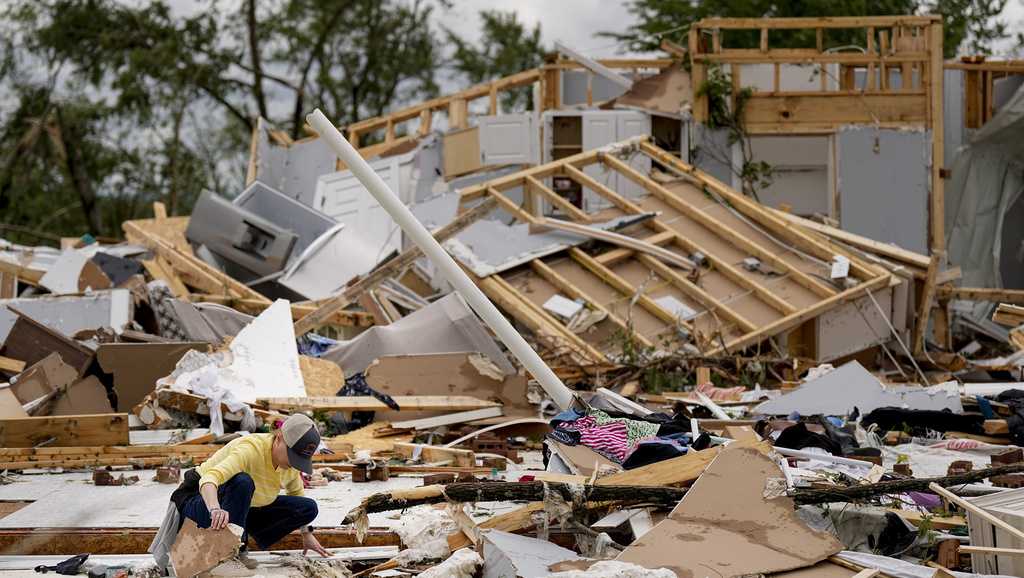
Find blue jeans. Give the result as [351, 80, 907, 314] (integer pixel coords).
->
[180, 473, 318, 550]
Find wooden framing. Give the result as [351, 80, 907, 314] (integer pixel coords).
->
[456, 137, 892, 362]
[344, 60, 673, 148]
[688, 16, 945, 253]
[948, 59, 1024, 129]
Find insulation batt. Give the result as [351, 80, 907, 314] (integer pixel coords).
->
[546, 561, 678, 577]
[415, 548, 482, 578]
[389, 506, 457, 564]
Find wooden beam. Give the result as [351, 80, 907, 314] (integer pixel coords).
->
[929, 21, 945, 252]
[603, 152, 837, 300]
[706, 273, 892, 356]
[635, 253, 758, 334]
[565, 163, 798, 316]
[640, 141, 884, 280]
[569, 247, 692, 332]
[392, 443, 476, 468]
[292, 196, 499, 335]
[529, 260, 655, 349]
[939, 286, 1024, 305]
[595, 231, 676, 267]
[912, 252, 942, 354]
[0, 260, 44, 286]
[0, 414, 129, 448]
[525, 176, 591, 223]
[0, 527, 401, 555]
[124, 221, 268, 303]
[486, 187, 540, 225]
[477, 274, 608, 364]
[187, 295, 374, 328]
[255, 396, 500, 412]
[0, 356, 25, 374]
[536, 218, 694, 271]
[695, 16, 939, 30]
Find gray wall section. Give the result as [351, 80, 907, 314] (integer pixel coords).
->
[690, 124, 734, 185]
[561, 70, 629, 105]
[944, 68, 966, 169]
[837, 127, 930, 254]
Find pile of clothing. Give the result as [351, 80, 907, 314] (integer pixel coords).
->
[548, 408, 710, 469]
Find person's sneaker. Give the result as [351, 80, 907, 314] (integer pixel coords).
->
[236, 550, 260, 570]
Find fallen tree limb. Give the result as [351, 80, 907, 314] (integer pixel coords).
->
[346, 463, 1024, 522]
[790, 463, 1024, 505]
[343, 481, 689, 523]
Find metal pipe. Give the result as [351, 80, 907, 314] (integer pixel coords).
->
[306, 109, 578, 410]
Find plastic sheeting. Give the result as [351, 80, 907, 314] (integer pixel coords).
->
[837, 551, 1015, 578]
[945, 82, 1024, 300]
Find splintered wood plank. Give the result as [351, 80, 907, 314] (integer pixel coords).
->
[255, 396, 501, 412]
[0, 414, 130, 448]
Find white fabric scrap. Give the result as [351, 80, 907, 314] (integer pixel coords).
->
[156, 349, 259, 436]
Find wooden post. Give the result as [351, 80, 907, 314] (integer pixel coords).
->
[418, 110, 433, 136]
[929, 22, 945, 252]
[912, 252, 942, 356]
[449, 99, 468, 130]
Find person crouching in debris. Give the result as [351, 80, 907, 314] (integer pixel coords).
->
[150, 414, 330, 573]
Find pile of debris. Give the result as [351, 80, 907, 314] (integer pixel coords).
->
[1, 22, 1024, 578]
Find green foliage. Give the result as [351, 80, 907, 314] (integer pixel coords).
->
[695, 66, 772, 199]
[445, 10, 547, 111]
[601, 0, 1007, 58]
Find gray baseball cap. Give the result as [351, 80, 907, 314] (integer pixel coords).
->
[281, 414, 320, 475]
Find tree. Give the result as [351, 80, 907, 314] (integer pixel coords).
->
[602, 0, 1009, 58]
[0, 0, 447, 242]
[445, 10, 547, 110]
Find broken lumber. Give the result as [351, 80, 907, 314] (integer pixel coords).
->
[0, 414, 129, 448]
[292, 196, 499, 335]
[0, 527, 401, 555]
[345, 482, 689, 522]
[790, 464, 1024, 504]
[391, 443, 477, 467]
[0, 356, 25, 374]
[255, 395, 500, 412]
[533, 217, 695, 270]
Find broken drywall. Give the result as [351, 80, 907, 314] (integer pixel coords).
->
[226, 299, 305, 402]
[547, 561, 678, 578]
[0, 290, 131, 343]
[321, 293, 515, 377]
[481, 530, 582, 578]
[753, 361, 963, 416]
[96, 342, 209, 411]
[170, 519, 243, 578]
[416, 548, 482, 578]
[38, 249, 112, 294]
[616, 446, 843, 577]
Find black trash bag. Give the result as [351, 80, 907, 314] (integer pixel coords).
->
[35, 554, 89, 575]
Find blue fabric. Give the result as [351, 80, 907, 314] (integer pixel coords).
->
[180, 473, 318, 550]
[549, 409, 584, 426]
[976, 395, 996, 419]
[296, 334, 339, 356]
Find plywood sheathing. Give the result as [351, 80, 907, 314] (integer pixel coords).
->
[458, 138, 891, 363]
[617, 445, 843, 576]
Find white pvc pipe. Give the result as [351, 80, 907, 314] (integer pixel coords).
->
[306, 109, 578, 410]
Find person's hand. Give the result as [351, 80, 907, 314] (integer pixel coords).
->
[209, 507, 230, 530]
[301, 531, 329, 557]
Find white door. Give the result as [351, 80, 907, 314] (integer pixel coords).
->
[313, 161, 402, 272]
[582, 112, 620, 211]
[615, 112, 652, 199]
[479, 114, 537, 165]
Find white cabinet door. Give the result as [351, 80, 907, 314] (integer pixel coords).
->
[479, 113, 536, 165]
[582, 112, 621, 211]
[615, 112, 651, 199]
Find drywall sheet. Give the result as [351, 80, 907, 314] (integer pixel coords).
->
[481, 530, 581, 578]
[364, 352, 531, 417]
[412, 193, 653, 277]
[815, 284, 899, 362]
[838, 127, 930, 254]
[749, 135, 831, 216]
[617, 446, 842, 576]
[320, 293, 515, 377]
[228, 299, 305, 402]
[0, 290, 130, 343]
[944, 68, 966, 169]
[608, 66, 692, 117]
[254, 118, 337, 206]
[97, 342, 209, 411]
[562, 69, 630, 106]
[754, 361, 962, 416]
